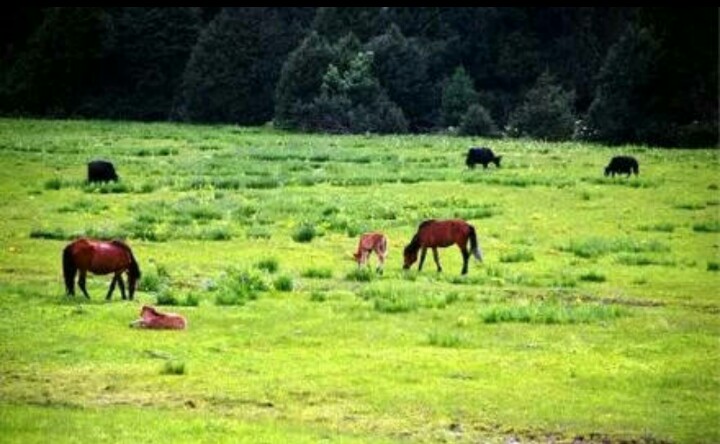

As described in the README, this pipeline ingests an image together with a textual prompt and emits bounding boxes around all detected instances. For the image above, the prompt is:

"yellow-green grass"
[0,118,718,443]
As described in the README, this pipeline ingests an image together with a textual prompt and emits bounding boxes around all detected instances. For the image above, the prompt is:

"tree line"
[1,7,717,147]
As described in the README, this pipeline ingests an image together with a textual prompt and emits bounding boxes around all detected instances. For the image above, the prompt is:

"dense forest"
[1,7,717,147]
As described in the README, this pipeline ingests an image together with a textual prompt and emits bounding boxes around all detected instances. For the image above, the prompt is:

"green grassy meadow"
[0,118,718,443]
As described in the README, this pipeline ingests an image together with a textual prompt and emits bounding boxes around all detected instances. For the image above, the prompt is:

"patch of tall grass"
[692,221,720,233]
[301,267,333,279]
[345,268,375,282]
[562,236,670,259]
[57,199,109,214]
[161,360,186,375]
[480,300,625,324]
[213,268,269,306]
[273,275,294,292]
[579,271,606,282]
[427,330,466,348]
[292,223,317,243]
[256,258,279,273]
[615,254,676,267]
[500,249,535,263]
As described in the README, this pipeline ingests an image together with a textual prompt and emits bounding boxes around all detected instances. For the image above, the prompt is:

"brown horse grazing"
[403,219,482,275]
[353,232,388,274]
[62,238,141,300]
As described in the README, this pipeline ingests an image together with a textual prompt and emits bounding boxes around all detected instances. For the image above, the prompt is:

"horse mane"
[404,220,435,256]
[110,239,130,250]
[404,233,421,256]
[418,219,435,230]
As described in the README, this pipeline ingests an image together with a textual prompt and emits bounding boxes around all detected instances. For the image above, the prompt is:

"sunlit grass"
[0,118,718,443]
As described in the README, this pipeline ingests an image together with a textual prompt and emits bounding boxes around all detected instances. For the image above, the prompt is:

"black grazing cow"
[465,147,502,169]
[87,160,119,183]
[604,156,639,177]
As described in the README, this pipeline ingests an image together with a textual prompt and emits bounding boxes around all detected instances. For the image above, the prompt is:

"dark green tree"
[312,7,389,41]
[274,31,335,129]
[1,7,44,62]
[507,71,575,141]
[307,50,407,134]
[93,7,202,120]
[440,66,478,127]
[367,24,436,130]
[585,25,661,145]
[534,7,637,113]
[459,104,498,137]
[175,7,313,124]
[1,7,111,115]
[637,7,718,146]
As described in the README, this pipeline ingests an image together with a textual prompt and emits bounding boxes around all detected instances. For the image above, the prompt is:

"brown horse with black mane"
[403,219,482,275]
[62,238,141,300]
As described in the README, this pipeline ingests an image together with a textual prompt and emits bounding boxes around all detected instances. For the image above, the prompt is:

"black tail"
[127,246,141,300]
[468,224,483,261]
[128,249,141,280]
[111,240,141,299]
[62,245,76,295]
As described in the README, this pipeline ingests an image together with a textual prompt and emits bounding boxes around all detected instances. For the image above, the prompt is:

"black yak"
[604,156,639,177]
[465,147,502,169]
[87,160,119,183]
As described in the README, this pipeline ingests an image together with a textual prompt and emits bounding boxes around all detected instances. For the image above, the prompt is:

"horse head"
[140,305,159,318]
[403,243,418,269]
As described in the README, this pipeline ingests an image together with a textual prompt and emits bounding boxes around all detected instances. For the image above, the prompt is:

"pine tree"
[176,7,313,124]
[367,24,435,130]
[585,25,660,145]
[99,7,202,120]
[309,50,407,134]
[312,7,389,41]
[1,7,111,115]
[459,104,498,137]
[507,71,575,141]
[274,31,335,129]
[440,66,478,127]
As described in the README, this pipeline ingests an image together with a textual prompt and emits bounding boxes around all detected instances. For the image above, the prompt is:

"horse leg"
[418,247,428,271]
[78,270,91,299]
[376,249,384,275]
[106,275,118,301]
[67,269,77,297]
[460,246,470,275]
[432,247,442,272]
[117,273,127,300]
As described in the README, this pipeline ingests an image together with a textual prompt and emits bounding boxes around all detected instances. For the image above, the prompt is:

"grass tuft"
[161,360,186,375]
[273,275,294,292]
[500,249,535,263]
[256,258,279,273]
[579,271,606,282]
[301,267,333,279]
[480,301,625,324]
[292,223,316,243]
[345,268,375,282]
[427,331,465,348]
